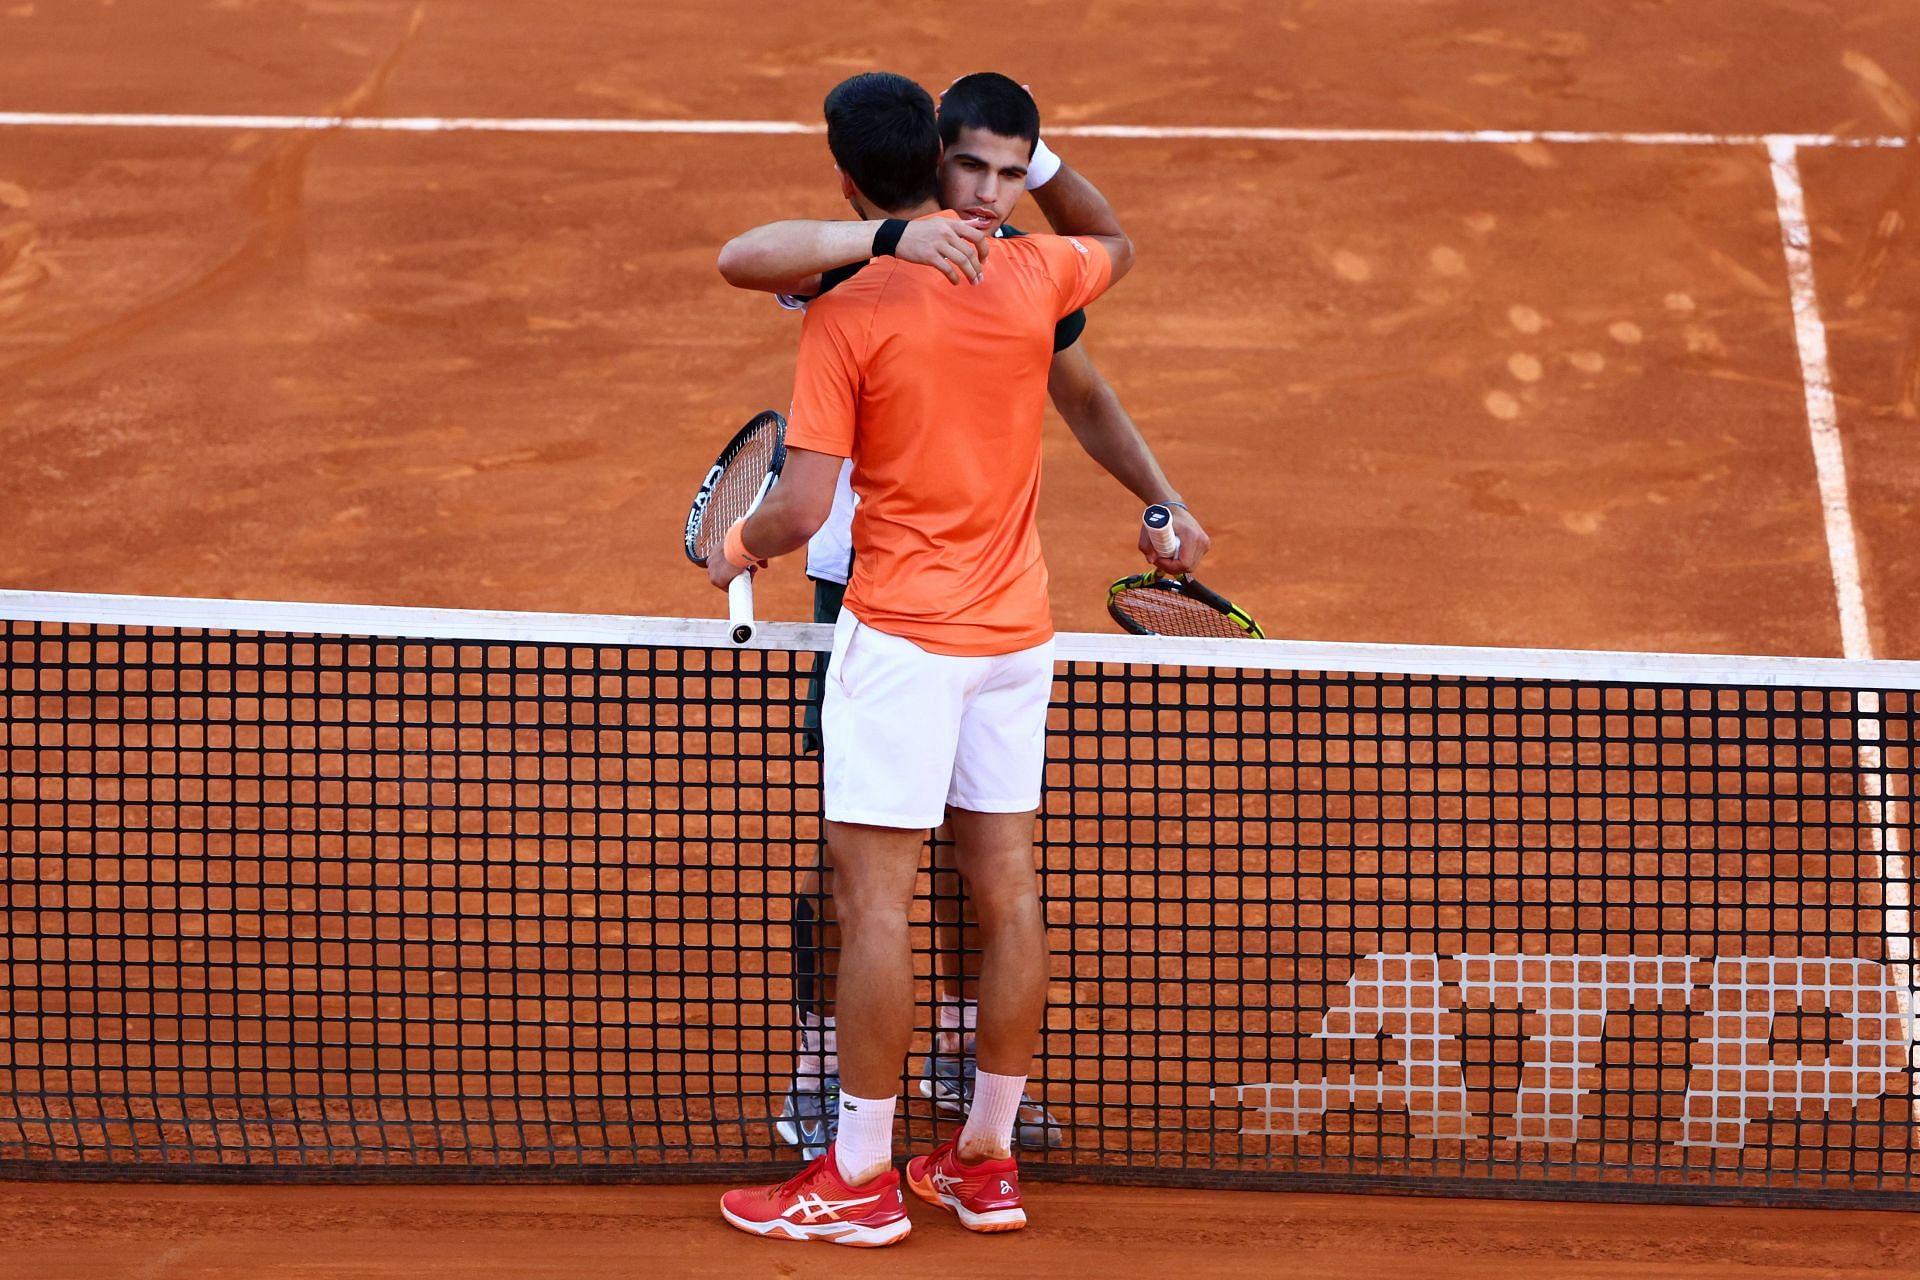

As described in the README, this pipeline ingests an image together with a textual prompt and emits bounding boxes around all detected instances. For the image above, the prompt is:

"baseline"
[0,111,1910,149]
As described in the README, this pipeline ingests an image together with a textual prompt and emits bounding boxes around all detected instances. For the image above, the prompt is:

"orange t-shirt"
[783,210,1114,656]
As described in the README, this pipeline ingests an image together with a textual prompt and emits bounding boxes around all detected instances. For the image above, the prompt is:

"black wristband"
[871,218,908,258]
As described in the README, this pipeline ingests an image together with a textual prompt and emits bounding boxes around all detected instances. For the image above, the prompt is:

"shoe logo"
[998,1180,1014,1196]
[932,1171,964,1194]
[784,1192,882,1224]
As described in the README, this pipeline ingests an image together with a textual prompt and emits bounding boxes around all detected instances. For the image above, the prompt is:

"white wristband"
[1025,137,1063,190]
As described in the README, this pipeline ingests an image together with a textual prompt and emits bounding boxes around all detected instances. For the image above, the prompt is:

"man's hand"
[1140,505,1211,577]
[709,555,750,592]
[894,218,991,285]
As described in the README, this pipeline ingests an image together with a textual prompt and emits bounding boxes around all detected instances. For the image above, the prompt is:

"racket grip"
[1143,504,1181,559]
[727,571,755,644]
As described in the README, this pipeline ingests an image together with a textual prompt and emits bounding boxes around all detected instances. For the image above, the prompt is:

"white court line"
[1767,138,1919,1097]
[1061,124,1909,149]
[0,110,1912,148]
[1766,139,1874,661]
[0,112,821,135]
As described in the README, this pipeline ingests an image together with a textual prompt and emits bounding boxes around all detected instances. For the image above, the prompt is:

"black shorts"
[799,577,848,754]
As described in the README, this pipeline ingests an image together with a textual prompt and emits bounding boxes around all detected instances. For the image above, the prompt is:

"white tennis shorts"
[820,611,1055,829]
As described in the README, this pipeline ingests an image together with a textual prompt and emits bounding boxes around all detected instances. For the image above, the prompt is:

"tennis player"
[711,70,1136,1246]
[717,71,1213,1166]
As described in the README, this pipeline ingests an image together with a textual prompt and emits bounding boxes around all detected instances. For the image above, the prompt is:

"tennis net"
[2,590,1915,1208]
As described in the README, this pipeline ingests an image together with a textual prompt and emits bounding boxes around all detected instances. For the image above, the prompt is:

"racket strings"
[1110,582,1251,639]
[690,430,779,563]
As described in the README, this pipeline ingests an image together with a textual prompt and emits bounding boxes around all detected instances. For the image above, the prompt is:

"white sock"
[958,1070,1026,1157]
[833,1089,896,1183]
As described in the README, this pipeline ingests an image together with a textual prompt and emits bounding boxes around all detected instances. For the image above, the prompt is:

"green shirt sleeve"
[1052,306,1086,353]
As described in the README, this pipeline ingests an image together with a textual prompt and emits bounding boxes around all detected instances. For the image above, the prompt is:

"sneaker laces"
[777,1151,831,1196]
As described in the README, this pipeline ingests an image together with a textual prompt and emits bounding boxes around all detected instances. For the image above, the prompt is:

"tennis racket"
[685,410,787,644]
[1107,503,1265,639]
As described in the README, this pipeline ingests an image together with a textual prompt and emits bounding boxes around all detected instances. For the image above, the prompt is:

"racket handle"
[1143,503,1181,559]
[727,571,756,644]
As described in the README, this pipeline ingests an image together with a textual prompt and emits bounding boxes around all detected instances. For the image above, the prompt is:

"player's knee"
[961,878,1042,932]
[831,878,914,933]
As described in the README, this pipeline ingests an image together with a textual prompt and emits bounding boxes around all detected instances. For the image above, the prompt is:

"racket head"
[1107,572,1265,639]
[685,410,788,566]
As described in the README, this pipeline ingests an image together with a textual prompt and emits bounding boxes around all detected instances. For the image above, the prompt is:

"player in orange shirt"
[712,71,1143,1246]
[718,73,1211,1168]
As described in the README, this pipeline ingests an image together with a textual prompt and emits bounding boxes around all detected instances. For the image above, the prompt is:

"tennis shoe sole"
[720,1201,912,1247]
[906,1167,1028,1233]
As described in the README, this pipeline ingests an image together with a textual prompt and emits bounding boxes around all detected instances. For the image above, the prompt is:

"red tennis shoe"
[720,1146,911,1247]
[905,1135,1027,1233]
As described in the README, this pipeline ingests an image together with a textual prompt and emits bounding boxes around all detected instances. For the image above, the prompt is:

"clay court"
[4,1,1920,1275]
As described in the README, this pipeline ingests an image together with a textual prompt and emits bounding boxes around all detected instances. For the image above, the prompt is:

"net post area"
[2,589,1916,1208]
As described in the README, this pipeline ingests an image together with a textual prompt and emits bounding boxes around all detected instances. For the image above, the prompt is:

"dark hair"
[937,72,1041,156]
[822,72,941,212]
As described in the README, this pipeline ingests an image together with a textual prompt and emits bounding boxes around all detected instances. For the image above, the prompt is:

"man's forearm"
[741,486,827,559]
[1030,162,1133,282]
[1054,348,1210,575]
[734,449,845,561]
[717,219,882,293]
[1051,349,1179,504]
[1029,163,1125,240]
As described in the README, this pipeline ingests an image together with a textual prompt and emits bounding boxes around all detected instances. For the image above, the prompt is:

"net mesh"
[2,596,1916,1208]
[687,423,780,565]
[1110,579,1252,639]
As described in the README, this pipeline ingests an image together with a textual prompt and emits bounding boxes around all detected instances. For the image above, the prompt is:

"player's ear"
[837,166,855,200]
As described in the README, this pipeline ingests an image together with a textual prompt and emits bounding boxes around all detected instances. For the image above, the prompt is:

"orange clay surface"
[6,1179,1920,1280]
[4,2,1920,657]
[4,0,1920,1273]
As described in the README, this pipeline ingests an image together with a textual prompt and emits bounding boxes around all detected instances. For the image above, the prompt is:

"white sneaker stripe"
[782,1191,883,1224]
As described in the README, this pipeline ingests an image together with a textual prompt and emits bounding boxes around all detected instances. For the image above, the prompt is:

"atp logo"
[782,1191,880,1224]
[1213,952,1913,1150]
